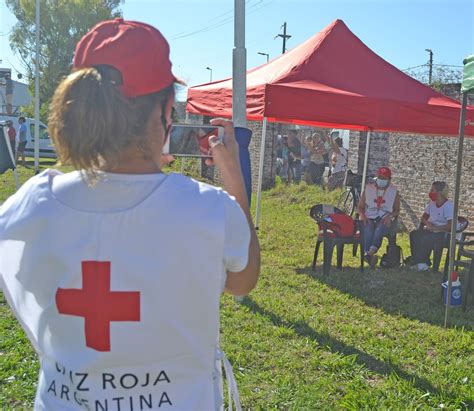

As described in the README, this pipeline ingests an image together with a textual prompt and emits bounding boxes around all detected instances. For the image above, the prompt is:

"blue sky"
[1,0,473,96]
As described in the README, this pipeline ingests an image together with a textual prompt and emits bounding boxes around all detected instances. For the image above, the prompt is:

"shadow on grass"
[296,265,474,330]
[242,297,471,408]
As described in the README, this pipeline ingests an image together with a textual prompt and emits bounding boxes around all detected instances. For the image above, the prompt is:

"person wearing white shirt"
[409,181,453,272]
[327,131,348,190]
[0,19,260,410]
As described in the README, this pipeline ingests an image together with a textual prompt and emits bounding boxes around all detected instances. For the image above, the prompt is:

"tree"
[6,0,123,121]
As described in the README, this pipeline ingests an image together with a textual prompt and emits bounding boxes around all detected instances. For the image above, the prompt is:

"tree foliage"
[6,0,123,121]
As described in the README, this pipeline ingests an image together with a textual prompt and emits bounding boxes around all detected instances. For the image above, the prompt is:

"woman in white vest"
[409,181,453,272]
[357,166,400,268]
[0,19,260,410]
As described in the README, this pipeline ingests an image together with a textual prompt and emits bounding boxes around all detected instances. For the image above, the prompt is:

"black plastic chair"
[432,217,469,274]
[310,204,364,276]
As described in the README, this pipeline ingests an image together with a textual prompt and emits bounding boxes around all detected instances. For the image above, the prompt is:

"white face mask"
[376,178,389,188]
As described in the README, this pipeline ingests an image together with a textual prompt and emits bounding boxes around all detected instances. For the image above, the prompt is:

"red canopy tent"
[187,19,474,136]
[187,19,474,226]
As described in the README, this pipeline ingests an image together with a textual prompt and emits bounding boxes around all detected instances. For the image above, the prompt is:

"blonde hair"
[48,66,174,172]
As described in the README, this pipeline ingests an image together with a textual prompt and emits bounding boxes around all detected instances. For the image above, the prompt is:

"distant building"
[0,68,32,115]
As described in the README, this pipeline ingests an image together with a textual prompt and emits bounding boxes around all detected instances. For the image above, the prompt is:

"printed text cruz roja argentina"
[47,362,173,410]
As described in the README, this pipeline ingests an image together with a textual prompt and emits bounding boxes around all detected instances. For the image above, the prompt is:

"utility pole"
[276,22,291,54]
[425,48,433,84]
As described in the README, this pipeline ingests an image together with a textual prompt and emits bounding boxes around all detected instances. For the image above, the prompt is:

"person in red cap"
[357,166,400,268]
[0,19,259,410]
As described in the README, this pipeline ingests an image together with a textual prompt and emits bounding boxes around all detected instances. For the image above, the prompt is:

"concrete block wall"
[248,120,277,191]
[176,102,474,232]
[349,131,474,231]
[347,131,390,177]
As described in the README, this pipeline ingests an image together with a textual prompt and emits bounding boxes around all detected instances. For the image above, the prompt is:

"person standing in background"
[306,133,326,185]
[6,120,16,159]
[287,129,302,184]
[327,131,348,190]
[280,135,290,183]
[301,134,311,181]
[15,116,27,167]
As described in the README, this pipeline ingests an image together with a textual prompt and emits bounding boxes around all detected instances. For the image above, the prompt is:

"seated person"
[409,181,453,272]
[358,166,400,268]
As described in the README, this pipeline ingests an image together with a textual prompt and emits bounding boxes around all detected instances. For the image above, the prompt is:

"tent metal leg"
[360,129,371,190]
[255,117,267,229]
[444,92,468,327]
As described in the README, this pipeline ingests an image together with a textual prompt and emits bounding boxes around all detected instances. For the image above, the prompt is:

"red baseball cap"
[73,18,175,97]
[377,166,392,178]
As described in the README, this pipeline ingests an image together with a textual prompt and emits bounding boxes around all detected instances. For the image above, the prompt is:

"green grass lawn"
[1,159,473,409]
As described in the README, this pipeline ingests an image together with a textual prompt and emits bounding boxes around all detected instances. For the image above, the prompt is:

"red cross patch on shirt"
[56,261,141,352]
[374,196,385,209]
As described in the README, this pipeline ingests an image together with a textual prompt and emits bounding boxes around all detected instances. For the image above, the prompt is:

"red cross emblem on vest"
[374,196,385,209]
[56,261,140,352]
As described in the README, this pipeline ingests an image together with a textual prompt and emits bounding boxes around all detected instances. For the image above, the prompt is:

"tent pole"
[444,92,468,328]
[360,129,372,190]
[13,168,20,190]
[232,0,253,205]
[255,117,267,229]
[233,0,246,128]
[2,128,19,190]
[34,0,40,174]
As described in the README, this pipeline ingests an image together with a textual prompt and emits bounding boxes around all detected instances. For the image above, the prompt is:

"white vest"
[0,170,242,411]
[365,183,397,219]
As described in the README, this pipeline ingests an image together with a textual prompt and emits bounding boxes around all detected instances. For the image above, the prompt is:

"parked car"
[0,115,56,159]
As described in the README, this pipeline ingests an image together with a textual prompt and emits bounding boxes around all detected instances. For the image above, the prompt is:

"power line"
[433,63,463,68]
[170,0,256,40]
[169,4,237,39]
[402,64,428,71]
[402,63,463,72]
[169,0,272,41]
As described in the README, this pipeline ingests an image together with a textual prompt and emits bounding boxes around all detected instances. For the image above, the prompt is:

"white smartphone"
[162,124,224,158]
